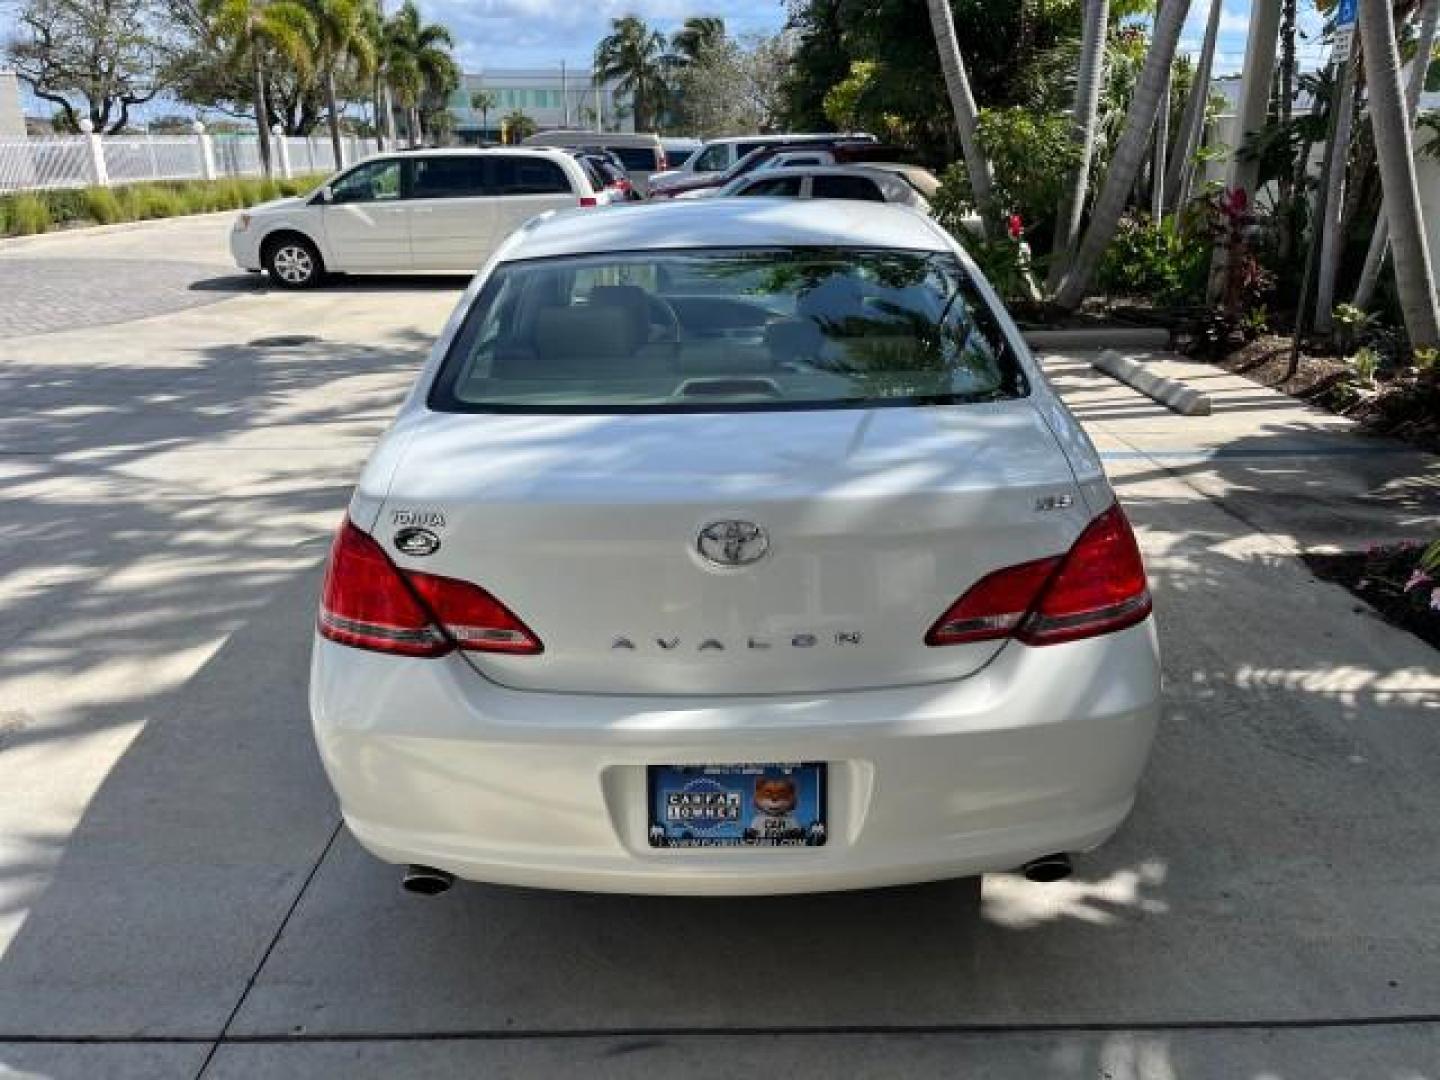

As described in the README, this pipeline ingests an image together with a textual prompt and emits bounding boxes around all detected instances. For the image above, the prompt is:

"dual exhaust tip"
[400,855,1073,895]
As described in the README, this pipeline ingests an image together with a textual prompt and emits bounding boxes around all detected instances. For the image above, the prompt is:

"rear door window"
[489,156,573,195]
[409,156,488,199]
[812,175,887,202]
[691,144,729,171]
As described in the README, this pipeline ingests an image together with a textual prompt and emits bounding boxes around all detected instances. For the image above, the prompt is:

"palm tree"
[1054,0,1192,310]
[308,0,377,167]
[1312,47,1359,335]
[470,89,497,140]
[925,0,998,239]
[502,109,537,143]
[1163,0,1222,213]
[1047,0,1109,292]
[382,1,457,146]
[670,16,725,63]
[594,15,669,132]
[1357,0,1440,347]
[1353,0,1439,309]
[206,0,315,176]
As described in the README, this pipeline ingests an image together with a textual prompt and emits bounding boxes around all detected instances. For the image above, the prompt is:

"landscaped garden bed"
[1304,544,1440,652]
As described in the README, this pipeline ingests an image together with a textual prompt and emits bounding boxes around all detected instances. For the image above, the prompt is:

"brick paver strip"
[0,258,257,338]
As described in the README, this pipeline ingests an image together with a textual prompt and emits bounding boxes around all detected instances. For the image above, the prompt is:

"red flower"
[1007,213,1024,240]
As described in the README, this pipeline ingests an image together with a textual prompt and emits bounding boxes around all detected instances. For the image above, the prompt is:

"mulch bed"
[1304,546,1440,652]
[1207,334,1440,453]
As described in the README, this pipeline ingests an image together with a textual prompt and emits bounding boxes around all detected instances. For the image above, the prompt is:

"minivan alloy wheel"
[270,243,316,286]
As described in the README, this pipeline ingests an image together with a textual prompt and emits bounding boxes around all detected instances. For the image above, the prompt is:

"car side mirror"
[316,186,335,205]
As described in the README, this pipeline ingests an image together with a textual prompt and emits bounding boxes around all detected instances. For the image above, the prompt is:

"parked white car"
[310,199,1160,897]
[719,165,933,211]
[647,133,874,191]
[230,148,603,287]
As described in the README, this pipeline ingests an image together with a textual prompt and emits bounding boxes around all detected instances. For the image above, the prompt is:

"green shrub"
[9,193,52,235]
[83,186,125,225]
[1098,214,1210,307]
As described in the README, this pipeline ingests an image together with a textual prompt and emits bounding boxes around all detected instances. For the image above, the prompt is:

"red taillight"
[406,571,543,654]
[926,504,1151,649]
[925,556,1060,646]
[579,195,599,207]
[318,520,542,657]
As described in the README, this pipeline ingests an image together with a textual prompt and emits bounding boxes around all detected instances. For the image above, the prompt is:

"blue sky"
[425,0,1332,76]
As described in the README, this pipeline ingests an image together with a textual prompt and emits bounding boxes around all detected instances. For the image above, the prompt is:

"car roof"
[381,147,573,159]
[706,133,871,147]
[503,198,950,261]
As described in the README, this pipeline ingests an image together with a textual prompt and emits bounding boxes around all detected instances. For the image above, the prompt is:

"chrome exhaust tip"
[1021,853,1073,883]
[401,865,455,896]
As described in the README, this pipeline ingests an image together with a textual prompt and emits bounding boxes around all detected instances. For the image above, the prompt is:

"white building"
[448,68,633,143]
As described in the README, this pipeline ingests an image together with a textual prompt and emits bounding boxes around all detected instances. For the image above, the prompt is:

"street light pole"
[561,61,569,127]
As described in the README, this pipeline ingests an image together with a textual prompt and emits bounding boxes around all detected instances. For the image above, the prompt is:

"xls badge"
[393,527,441,557]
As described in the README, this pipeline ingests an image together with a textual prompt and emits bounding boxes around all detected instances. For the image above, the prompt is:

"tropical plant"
[1163,0,1222,213]
[670,16,725,64]
[1357,0,1440,348]
[594,15,670,132]
[939,107,1078,239]
[203,0,315,175]
[470,89,497,138]
[1047,0,1108,291]
[307,0,377,167]
[925,0,998,237]
[383,0,458,146]
[1097,213,1210,307]
[501,109,537,143]
[1353,0,1439,310]
[1052,0,1192,310]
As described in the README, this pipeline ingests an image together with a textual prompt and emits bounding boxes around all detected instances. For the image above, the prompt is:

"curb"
[1025,327,1171,351]
[0,210,240,252]
[1092,349,1212,416]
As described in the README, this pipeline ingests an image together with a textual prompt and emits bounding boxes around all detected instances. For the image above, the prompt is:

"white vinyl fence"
[0,127,382,194]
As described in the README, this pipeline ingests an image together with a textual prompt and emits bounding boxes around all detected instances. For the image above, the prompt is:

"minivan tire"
[264,234,324,289]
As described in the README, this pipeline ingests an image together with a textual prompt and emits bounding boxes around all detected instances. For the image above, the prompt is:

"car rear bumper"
[310,620,1161,895]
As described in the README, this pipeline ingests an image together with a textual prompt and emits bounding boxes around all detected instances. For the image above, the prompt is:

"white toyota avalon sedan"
[310,198,1160,897]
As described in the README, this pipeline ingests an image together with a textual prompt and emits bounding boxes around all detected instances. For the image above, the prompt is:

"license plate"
[647,763,827,848]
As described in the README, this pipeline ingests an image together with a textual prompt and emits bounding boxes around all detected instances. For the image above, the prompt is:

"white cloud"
[416,0,785,70]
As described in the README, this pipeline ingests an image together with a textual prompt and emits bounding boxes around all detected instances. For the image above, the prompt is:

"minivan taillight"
[926,504,1151,648]
[578,195,598,207]
[318,520,542,657]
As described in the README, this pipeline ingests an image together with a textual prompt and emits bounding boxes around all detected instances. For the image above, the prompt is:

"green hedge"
[0,174,328,238]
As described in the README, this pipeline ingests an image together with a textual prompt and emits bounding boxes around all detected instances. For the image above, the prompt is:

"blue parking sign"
[1336,0,1356,27]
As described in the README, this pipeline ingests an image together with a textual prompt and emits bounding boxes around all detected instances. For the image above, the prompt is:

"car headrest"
[588,285,652,343]
[797,275,865,326]
[534,305,639,365]
[765,318,824,361]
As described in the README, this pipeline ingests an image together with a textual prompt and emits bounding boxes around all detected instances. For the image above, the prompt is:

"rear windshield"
[429,247,1027,414]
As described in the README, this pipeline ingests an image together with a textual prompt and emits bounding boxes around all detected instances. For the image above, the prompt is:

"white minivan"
[230,148,603,287]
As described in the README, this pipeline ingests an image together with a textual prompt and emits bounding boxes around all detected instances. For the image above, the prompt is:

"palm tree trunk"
[1054,0,1193,310]
[251,40,273,178]
[1164,0,1222,213]
[925,0,999,239]
[325,70,345,168]
[1357,0,1440,348]
[1047,0,1109,292]
[374,74,386,151]
[1353,0,1439,310]
[1151,64,1170,220]
[1312,50,1358,335]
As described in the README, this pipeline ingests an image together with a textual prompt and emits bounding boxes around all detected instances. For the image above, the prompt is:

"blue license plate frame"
[646,763,827,848]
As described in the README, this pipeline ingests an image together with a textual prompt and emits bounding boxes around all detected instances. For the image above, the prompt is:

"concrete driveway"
[1,215,1437,1079]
